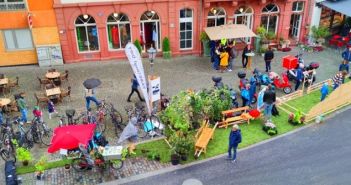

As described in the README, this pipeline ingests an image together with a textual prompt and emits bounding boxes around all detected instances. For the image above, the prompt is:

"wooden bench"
[219,106,253,128]
[194,120,218,158]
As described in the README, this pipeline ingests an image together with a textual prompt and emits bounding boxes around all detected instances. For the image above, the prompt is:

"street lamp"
[147,46,157,75]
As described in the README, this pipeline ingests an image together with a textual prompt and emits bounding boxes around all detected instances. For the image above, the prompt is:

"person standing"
[47,100,57,119]
[263,85,276,121]
[295,66,304,91]
[118,117,139,155]
[338,60,349,73]
[84,88,100,110]
[32,106,43,123]
[219,48,229,73]
[342,47,351,63]
[16,93,28,124]
[227,124,242,163]
[228,42,237,72]
[213,44,220,70]
[320,82,329,101]
[127,75,144,102]
[242,44,250,68]
[264,47,274,72]
[332,71,347,90]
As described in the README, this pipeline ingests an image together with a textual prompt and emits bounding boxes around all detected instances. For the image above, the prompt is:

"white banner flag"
[149,76,161,102]
[125,43,151,114]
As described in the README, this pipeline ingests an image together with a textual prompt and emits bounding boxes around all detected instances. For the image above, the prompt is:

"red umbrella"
[47,124,96,153]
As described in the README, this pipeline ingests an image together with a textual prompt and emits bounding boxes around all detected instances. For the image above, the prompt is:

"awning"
[321,0,351,17]
[204,24,257,41]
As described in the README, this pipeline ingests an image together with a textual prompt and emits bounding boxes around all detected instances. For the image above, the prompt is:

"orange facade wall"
[0,0,59,66]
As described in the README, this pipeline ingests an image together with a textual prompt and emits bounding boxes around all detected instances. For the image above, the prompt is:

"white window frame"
[74,15,100,53]
[140,11,161,52]
[3,29,33,51]
[233,6,254,43]
[207,7,226,27]
[106,13,132,51]
[261,4,280,34]
[0,0,26,11]
[179,8,193,50]
[292,1,304,12]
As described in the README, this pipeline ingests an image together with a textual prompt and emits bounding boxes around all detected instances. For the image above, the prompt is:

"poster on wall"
[125,42,151,114]
[36,45,63,67]
[149,76,161,103]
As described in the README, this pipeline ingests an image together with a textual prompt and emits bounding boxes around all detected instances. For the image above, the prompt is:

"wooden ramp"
[194,120,218,158]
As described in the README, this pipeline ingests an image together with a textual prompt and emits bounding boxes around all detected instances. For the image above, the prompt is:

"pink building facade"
[53,0,313,63]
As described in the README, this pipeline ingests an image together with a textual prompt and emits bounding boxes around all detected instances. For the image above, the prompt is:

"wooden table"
[0,78,8,85]
[46,87,61,97]
[45,72,60,79]
[0,98,11,107]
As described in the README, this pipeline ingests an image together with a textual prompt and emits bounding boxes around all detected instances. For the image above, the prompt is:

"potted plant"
[171,134,194,161]
[35,156,47,180]
[170,151,180,165]
[311,26,330,46]
[133,39,143,54]
[162,37,172,59]
[262,121,278,136]
[288,110,306,125]
[266,31,276,42]
[259,47,268,57]
[16,147,31,166]
[200,31,211,57]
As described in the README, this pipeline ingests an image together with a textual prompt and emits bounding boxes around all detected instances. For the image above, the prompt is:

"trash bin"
[254,36,261,53]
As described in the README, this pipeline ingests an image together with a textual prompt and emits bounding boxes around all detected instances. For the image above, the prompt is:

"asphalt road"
[121,109,351,185]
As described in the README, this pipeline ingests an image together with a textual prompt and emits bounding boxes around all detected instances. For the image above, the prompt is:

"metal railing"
[0,2,26,11]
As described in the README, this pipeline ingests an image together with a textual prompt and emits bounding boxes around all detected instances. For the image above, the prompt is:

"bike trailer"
[144,120,155,132]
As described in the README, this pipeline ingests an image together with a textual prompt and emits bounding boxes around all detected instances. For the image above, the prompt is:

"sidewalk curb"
[103,106,350,185]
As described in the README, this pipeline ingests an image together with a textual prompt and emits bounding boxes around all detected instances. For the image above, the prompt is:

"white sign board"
[149,76,161,102]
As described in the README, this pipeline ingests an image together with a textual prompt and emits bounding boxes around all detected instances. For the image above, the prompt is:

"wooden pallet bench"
[218,106,253,129]
[194,120,218,158]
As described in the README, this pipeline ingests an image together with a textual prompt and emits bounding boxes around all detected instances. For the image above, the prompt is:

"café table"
[45,87,61,103]
[45,72,61,86]
[245,52,255,70]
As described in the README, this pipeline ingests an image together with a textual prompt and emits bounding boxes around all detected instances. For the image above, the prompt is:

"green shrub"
[162,37,171,52]
[266,31,276,40]
[256,26,267,39]
[35,156,48,173]
[200,31,209,42]
[311,26,330,39]
[133,39,142,54]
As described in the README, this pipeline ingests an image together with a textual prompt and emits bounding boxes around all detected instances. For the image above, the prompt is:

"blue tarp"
[322,0,351,17]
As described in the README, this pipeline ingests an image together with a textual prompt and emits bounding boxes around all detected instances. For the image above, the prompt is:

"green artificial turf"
[16,159,71,175]
[135,88,325,164]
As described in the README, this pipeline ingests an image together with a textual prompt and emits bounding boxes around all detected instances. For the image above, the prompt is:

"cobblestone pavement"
[18,157,170,185]
[0,47,341,184]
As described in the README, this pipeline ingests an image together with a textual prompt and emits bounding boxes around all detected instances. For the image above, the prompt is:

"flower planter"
[163,51,172,59]
[180,154,188,161]
[171,154,180,165]
[64,164,71,171]
[22,160,29,166]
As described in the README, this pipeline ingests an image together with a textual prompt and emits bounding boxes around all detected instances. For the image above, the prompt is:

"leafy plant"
[200,31,209,42]
[169,133,194,156]
[35,156,48,173]
[147,150,161,161]
[256,26,267,39]
[133,39,142,54]
[311,26,330,39]
[266,31,276,40]
[162,37,171,52]
[259,47,268,54]
[121,148,128,161]
[16,147,31,162]
[288,110,306,125]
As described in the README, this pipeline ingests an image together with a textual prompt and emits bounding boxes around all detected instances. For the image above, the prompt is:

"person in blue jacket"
[342,47,351,62]
[339,60,349,73]
[227,124,242,163]
[249,76,257,103]
[241,84,250,107]
[320,82,329,101]
[295,67,304,91]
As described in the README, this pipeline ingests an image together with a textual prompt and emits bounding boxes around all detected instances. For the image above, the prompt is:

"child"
[320,82,329,101]
[32,106,43,123]
[48,100,56,119]
[219,49,229,73]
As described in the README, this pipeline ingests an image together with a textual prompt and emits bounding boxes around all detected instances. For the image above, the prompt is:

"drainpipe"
[199,0,203,56]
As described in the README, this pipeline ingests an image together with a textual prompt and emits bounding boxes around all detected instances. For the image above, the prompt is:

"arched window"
[207,7,226,27]
[140,11,161,51]
[234,6,254,43]
[179,8,193,49]
[260,4,279,33]
[107,13,131,50]
[75,15,99,52]
[290,2,304,38]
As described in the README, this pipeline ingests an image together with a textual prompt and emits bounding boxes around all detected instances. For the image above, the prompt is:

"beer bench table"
[219,106,253,129]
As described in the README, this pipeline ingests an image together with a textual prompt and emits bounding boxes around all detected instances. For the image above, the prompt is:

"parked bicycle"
[26,117,52,146]
[71,144,123,172]
[125,102,163,138]
[98,99,124,136]
[12,116,33,149]
[0,118,16,162]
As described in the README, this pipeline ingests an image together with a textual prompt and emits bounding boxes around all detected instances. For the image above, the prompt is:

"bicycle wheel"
[40,128,52,146]
[0,149,16,162]
[110,159,123,170]
[72,158,88,172]
[26,129,40,144]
